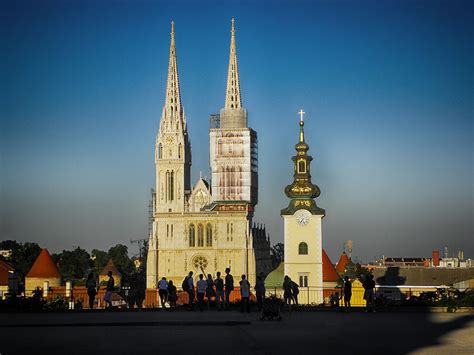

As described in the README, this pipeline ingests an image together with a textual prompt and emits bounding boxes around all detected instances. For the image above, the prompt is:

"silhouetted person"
[224,267,234,310]
[86,272,97,309]
[136,273,146,311]
[363,274,376,312]
[158,277,168,310]
[239,274,251,313]
[343,276,352,310]
[206,274,215,310]
[104,271,115,309]
[184,271,195,310]
[167,280,177,310]
[291,280,300,306]
[283,275,293,310]
[255,274,265,311]
[196,274,207,312]
[215,271,225,311]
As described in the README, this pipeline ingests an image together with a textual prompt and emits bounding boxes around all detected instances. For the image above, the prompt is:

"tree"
[271,242,284,268]
[56,247,91,281]
[0,240,41,281]
[91,249,108,273]
[108,244,133,277]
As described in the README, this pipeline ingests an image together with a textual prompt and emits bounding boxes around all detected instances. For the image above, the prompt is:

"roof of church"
[26,249,61,279]
[0,259,15,285]
[335,252,350,273]
[322,249,340,282]
[100,259,121,276]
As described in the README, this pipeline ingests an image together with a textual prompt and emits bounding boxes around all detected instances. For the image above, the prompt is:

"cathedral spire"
[164,20,184,124]
[224,18,242,109]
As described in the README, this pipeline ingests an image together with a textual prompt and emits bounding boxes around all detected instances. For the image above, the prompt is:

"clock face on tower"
[295,209,311,226]
[165,135,175,145]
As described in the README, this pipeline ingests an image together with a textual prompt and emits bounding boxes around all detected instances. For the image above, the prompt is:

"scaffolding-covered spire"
[224,18,242,109]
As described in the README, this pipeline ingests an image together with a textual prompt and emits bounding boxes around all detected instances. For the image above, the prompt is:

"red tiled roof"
[322,249,339,282]
[336,252,350,273]
[0,260,15,285]
[26,249,61,278]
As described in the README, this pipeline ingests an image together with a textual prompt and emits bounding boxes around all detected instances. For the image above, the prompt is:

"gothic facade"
[146,20,271,289]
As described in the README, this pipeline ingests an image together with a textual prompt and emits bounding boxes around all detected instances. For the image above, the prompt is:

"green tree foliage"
[271,242,284,268]
[0,240,41,281]
[91,249,108,273]
[108,244,133,276]
[55,247,91,281]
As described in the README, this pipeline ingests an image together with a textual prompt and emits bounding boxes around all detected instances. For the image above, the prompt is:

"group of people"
[282,275,299,309]
[85,271,116,310]
[156,268,267,313]
[331,274,376,312]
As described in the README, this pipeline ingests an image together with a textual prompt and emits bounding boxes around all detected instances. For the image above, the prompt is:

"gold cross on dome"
[298,109,305,122]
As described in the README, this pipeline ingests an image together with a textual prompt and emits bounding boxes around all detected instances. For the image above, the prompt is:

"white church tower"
[281,111,325,304]
[209,18,258,206]
[147,22,191,288]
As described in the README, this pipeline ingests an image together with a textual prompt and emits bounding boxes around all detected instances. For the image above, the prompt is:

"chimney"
[432,250,440,267]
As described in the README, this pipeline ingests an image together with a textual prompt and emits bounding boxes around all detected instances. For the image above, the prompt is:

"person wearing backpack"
[224,267,234,310]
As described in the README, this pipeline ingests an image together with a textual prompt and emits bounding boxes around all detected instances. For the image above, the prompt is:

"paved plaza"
[0,309,473,354]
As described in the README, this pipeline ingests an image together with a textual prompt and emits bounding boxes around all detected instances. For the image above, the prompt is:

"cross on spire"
[298,109,305,123]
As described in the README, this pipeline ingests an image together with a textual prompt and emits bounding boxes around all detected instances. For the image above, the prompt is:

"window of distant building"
[189,224,195,247]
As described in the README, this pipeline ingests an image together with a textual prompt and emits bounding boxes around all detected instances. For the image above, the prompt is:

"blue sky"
[1,0,472,262]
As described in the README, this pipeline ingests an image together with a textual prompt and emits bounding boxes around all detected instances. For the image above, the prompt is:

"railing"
[11,285,469,309]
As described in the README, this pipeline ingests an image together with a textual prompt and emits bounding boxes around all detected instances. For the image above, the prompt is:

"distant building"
[372,250,473,269]
[335,252,350,274]
[0,259,18,299]
[25,249,61,293]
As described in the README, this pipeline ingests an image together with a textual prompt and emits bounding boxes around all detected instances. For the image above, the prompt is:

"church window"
[189,224,195,247]
[218,140,223,156]
[298,242,308,255]
[167,171,174,201]
[206,224,212,247]
[299,274,308,287]
[158,144,162,159]
[171,224,173,237]
[167,224,169,238]
[178,143,182,159]
[298,160,306,174]
[197,224,204,247]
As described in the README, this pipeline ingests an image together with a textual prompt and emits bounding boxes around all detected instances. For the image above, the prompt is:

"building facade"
[146,20,271,289]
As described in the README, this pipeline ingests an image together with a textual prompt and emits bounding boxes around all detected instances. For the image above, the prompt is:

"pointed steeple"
[163,21,185,127]
[225,18,242,109]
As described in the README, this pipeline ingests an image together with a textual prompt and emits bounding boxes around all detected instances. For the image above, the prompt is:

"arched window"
[298,242,308,255]
[178,143,182,159]
[167,171,174,201]
[158,144,162,159]
[197,224,204,247]
[298,160,306,174]
[189,224,195,247]
[206,224,212,247]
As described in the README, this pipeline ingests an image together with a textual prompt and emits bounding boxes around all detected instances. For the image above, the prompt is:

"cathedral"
[146,19,271,289]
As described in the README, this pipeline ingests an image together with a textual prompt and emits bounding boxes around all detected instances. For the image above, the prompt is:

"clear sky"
[1,0,473,262]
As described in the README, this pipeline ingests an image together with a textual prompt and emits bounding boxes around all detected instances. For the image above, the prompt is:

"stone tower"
[155,21,191,213]
[281,110,325,304]
[209,18,258,206]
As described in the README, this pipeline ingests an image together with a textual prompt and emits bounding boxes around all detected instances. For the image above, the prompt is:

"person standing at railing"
[103,271,115,309]
[239,274,251,313]
[283,275,293,310]
[86,272,97,310]
[215,271,225,311]
[343,276,352,311]
[158,277,168,310]
[196,274,207,312]
[224,268,234,310]
[255,273,265,311]
[363,274,376,312]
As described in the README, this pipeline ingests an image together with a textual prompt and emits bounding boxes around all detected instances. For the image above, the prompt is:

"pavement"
[0,308,473,355]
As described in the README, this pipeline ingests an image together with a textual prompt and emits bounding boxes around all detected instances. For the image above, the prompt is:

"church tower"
[209,18,258,206]
[155,21,191,213]
[281,110,325,304]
